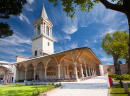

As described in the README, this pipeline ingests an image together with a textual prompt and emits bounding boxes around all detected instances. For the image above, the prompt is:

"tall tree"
[48,0,130,74]
[101,31,129,74]
[0,0,27,38]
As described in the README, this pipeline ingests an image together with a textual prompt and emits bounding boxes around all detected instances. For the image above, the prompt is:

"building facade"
[0,4,103,83]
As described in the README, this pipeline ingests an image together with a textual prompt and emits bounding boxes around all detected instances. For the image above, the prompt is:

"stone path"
[48,76,109,96]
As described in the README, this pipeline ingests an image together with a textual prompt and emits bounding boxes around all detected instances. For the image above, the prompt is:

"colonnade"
[22,62,97,81]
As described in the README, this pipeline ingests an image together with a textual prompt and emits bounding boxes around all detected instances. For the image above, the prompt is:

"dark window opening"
[48,42,49,46]
[35,50,37,56]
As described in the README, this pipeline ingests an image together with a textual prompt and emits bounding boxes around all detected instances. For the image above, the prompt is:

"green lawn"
[109,84,130,96]
[0,84,55,96]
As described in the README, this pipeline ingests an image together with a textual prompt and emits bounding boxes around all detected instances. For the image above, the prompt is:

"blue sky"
[0,0,129,65]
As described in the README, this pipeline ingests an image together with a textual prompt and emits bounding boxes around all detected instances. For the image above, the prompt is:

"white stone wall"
[42,37,54,54]
[32,37,43,52]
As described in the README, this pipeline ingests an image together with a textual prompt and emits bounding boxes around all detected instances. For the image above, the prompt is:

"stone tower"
[31,4,54,58]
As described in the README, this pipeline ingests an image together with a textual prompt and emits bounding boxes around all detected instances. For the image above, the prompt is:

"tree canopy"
[101,31,128,59]
[101,30,129,74]
[48,0,124,18]
[0,0,27,38]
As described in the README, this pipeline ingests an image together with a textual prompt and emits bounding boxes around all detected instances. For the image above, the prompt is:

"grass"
[109,84,130,96]
[0,84,55,96]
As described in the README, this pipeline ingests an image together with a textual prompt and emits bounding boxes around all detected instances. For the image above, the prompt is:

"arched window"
[38,25,40,36]
[46,26,49,36]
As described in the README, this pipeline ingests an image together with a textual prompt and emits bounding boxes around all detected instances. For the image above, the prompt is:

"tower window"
[35,50,37,56]
[48,42,49,46]
[46,26,49,36]
[38,25,40,36]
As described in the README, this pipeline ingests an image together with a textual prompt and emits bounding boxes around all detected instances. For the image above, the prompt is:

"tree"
[107,67,112,73]
[48,0,130,74]
[0,0,27,38]
[101,30,129,75]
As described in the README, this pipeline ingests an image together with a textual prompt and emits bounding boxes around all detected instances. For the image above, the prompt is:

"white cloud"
[18,14,30,24]
[64,35,71,41]
[96,28,116,38]
[0,34,31,46]
[93,40,97,43]
[27,0,34,4]
[106,63,113,65]
[24,5,33,11]
[101,57,113,62]
[62,17,78,34]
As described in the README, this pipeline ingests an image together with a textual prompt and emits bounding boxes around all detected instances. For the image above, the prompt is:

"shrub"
[59,82,61,86]
[109,74,130,80]
[3,83,8,85]
[52,82,54,85]
[15,83,21,85]
[10,83,14,85]
[29,82,33,85]
[34,83,37,85]
[108,74,119,78]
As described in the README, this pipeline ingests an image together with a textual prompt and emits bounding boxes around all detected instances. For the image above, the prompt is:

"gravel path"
[48,76,109,96]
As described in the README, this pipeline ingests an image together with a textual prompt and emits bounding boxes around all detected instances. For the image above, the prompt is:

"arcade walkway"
[48,76,108,96]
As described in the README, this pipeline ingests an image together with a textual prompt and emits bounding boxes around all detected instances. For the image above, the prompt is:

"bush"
[3,83,8,85]
[10,83,14,85]
[15,83,21,85]
[108,74,119,78]
[109,74,130,80]
[52,82,54,85]
[29,82,33,85]
[59,82,61,86]
[34,83,37,85]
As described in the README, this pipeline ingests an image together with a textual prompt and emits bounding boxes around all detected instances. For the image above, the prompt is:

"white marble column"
[25,69,27,81]
[57,65,60,79]
[49,27,50,37]
[45,24,46,35]
[85,66,88,77]
[89,68,91,76]
[40,24,42,34]
[44,67,47,79]
[34,68,36,80]
[67,65,69,76]
[51,28,52,37]
[80,64,83,77]
[95,68,97,75]
[74,62,78,79]
[93,68,95,76]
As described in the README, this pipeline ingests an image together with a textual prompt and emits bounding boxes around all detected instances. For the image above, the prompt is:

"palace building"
[0,5,104,83]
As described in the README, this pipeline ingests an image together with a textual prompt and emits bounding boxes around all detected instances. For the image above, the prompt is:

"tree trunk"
[126,13,130,74]
[113,55,121,75]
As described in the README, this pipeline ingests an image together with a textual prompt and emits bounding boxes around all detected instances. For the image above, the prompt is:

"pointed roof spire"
[39,4,48,19]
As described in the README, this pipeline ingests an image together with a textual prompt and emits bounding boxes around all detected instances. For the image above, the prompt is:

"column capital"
[57,64,60,67]
[79,64,82,67]
[73,62,77,65]
[25,69,27,71]
[44,66,47,69]
[34,68,36,70]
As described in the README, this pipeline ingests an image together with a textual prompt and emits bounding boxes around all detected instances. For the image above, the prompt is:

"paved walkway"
[48,76,109,96]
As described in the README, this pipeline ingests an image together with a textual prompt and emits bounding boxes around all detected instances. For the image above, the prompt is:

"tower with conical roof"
[31,4,54,58]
